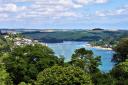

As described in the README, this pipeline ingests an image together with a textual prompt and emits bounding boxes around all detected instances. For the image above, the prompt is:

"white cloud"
[75,0,93,5]
[0,0,109,22]
[0,3,27,12]
[96,11,106,16]
[96,5,128,16]
[0,13,9,21]
[15,0,83,20]
[95,0,108,3]
[57,12,78,17]
[0,13,8,18]
[76,0,108,5]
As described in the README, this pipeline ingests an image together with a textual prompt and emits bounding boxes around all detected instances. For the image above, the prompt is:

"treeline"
[0,35,128,85]
[22,30,128,43]
[22,31,101,43]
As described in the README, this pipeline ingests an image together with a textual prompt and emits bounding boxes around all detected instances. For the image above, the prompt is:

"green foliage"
[111,60,128,79]
[112,38,128,63]
[0,53,10,64]
[72,48,93,59]
[0,64,12,85]
[4,44,60,84]
[0,35,10,52]
[18,82,27,85]
[0,33,128,85]
[18,82,31,85]
[91,72,117,85]
[110,60,128,85]
[22,31,103,43]
[70,48,101,73]
[35,65,93,85]
[23,30,128,44]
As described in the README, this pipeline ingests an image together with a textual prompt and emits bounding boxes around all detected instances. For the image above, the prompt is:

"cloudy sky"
[0,0,128,29]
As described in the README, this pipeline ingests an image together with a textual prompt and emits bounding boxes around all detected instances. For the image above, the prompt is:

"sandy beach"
[86,43,112,50]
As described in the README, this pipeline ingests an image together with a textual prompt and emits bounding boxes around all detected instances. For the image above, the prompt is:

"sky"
[0,0,128,30]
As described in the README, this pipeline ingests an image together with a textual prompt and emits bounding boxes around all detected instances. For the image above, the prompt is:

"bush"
[35,65,93,85]
[4,44,60,84]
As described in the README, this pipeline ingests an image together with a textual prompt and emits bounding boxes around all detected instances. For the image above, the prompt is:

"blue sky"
[0,0,128,30]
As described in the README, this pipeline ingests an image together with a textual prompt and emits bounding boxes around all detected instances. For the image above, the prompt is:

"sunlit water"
[47,41,114,72]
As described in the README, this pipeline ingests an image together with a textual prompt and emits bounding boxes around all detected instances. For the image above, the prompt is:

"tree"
[18,82,31,85]
[72,48,93,59]
[70,48,101,73]
[111,59,128,85]
[35,65,93,85]
[0,35,10,52]
[4,44,60,84]
[111,59,128,78]
[112,38,128,63]
[0,64,12,85]
[92,72,116,85]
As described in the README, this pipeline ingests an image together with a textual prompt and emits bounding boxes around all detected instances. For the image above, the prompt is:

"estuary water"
[47,41,114,72]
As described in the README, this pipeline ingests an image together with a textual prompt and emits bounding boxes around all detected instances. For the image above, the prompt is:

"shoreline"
[85,43,112,50]
[41,40,112,51]
[91,46,112,50]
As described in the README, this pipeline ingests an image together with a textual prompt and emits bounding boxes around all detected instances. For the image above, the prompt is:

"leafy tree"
[35,65,93,85]
[0,64,12,85]
[92,72,116,85]
[70,48,101,73]
[112,38,128,63]
[111,59,128,79]
[57,55,65,66]
[4,44,60,84]
[111,59,128,85]
[0,53,10,64]
[0,35,10,52]
[72,48,93,59]
[18,82,31,85]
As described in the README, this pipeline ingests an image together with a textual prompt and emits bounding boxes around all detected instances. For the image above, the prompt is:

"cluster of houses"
[14,38,36,46]
[4,34,47,47]
[14,38,47,46]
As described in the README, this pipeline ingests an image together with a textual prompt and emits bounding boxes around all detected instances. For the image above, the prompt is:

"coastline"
[41,40,113,51]
[85,43,112,50]
[91,46,112,50]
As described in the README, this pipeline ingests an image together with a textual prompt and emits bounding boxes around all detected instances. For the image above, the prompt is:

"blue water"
[47,41,114,72]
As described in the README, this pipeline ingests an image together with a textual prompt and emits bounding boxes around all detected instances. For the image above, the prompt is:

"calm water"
[47,41,114,72]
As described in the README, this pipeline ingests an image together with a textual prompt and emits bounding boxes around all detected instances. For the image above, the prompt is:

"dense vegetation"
[22,30,128,45]
[22,31,101,43]
[35,66,93,85]
[4,44,60,84]
[112,38,128,63]
[0,33,128,85]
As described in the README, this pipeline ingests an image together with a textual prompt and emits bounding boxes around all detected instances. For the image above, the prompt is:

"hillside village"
[2,32,47,47]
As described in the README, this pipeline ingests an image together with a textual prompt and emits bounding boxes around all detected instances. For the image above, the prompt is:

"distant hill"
[22,30,128,43]
[92,28,104,31]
